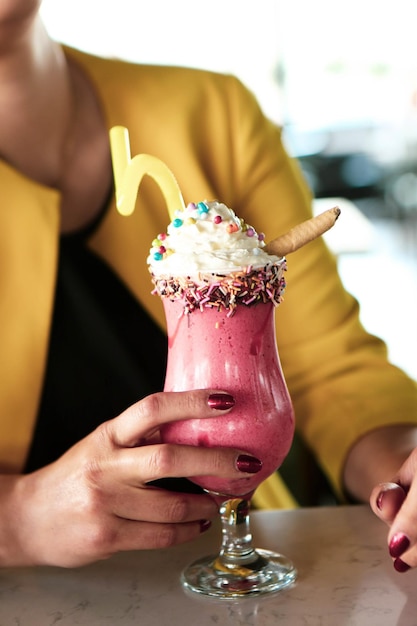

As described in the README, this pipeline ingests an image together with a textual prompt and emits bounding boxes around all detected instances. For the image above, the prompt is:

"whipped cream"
[147,200,282,277]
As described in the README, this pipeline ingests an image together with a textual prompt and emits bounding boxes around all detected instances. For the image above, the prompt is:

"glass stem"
[214,498,265,574]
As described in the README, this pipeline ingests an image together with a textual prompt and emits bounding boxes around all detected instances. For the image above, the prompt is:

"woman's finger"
[111,487,218,524]
[106,389,235,447]
[50,516,213,567]
[91,442,261,490]
[99,518,213,560]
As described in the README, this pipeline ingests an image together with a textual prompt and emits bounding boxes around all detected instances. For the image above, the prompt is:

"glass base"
[181,548,297,598]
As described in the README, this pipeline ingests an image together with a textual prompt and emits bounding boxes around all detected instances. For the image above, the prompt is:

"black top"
[24,218,167,472]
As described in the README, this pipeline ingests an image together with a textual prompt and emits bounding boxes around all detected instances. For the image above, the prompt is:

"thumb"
[370,482,407,525]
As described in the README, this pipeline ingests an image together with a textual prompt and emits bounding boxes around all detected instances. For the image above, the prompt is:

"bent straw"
[109,126,185,219]
[109,126,340,253]
[265,206,341,256]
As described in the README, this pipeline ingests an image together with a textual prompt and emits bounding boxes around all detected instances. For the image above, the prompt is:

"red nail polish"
[389,533,410,558]
[236,454,263,474]
[200,519,212,533]
[393,557,411,573]
[208,394,235,411]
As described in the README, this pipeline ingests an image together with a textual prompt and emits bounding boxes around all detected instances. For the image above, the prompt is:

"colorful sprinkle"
[226,223,239,233]
[213,215,223,224]
[172,218,183,228]
[246,228,255,237]
[197,201,209,213]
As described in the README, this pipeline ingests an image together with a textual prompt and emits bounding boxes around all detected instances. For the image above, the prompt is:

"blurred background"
[41,0,417,379]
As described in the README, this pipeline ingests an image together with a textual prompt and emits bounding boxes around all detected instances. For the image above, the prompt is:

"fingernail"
[376,482,405,511]
[389,533,410,558]
[236,454,263,474]
[393,557,411,573]
[376,490,385,511]
[207,393,235,411]
[200,519,212,533]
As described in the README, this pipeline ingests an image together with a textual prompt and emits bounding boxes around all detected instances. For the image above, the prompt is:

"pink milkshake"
[162,297,293,497]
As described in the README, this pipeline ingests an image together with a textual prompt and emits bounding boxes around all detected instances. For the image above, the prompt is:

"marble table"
[0,505,416,625]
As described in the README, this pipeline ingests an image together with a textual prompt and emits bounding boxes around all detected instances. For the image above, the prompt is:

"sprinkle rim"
[150,260,287,317]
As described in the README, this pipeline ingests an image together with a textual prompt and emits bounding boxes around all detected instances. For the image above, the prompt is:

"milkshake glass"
[149,201,297,597]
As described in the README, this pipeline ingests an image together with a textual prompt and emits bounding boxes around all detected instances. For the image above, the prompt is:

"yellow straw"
[109,126,185,219]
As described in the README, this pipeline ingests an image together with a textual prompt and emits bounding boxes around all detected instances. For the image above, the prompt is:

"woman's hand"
[370,450,417,573]
[344,424,417,572]
[0,389,257,568]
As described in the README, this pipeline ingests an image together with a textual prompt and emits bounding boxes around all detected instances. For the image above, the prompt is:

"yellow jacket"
[2,48,417,507]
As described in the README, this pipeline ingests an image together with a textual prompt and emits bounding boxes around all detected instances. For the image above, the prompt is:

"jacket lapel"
[0,162,60,471]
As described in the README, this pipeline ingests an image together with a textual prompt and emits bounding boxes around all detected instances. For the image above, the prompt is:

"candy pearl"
[213,215,222,224]
[153,252,163,261]
[227,223,239,233]
[172,218,183,228]
[187,202,197,211]
[246,228,255,237]
[158,246,166,254]
[152,238,161,247]
[258,233,265,241]
[197,201,209,212]
[185,217,196,225]
[158,233,167,241]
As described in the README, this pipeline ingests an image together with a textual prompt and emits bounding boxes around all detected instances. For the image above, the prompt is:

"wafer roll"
[265,206,341,256]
